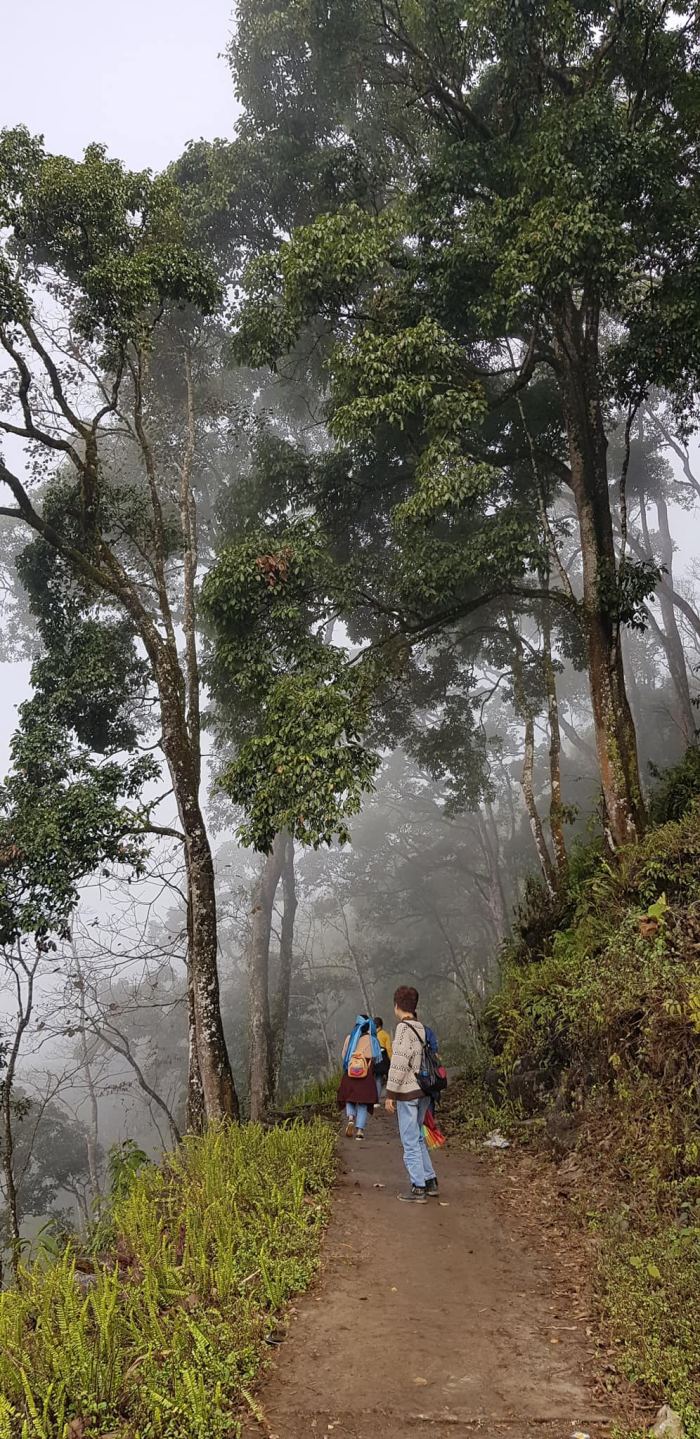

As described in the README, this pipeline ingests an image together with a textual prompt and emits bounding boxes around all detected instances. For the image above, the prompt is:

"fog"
[1,2,699,1247]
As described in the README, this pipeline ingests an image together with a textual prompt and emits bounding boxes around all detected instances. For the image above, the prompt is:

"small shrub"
[649,747,700,824]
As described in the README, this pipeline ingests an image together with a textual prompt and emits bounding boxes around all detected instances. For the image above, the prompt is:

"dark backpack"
[404,1023,448,1100]
[374,1045,390,1079]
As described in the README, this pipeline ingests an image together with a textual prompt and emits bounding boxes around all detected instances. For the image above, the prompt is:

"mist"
[0,0,699,1261]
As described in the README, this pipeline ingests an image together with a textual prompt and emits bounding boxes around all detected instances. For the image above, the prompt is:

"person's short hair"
[394,985,418,1014]
[374,1016,383,1030]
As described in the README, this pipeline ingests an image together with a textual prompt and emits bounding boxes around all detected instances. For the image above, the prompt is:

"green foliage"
[488,801,700,1089]
[0,1096,95,1235]
[0,523,157,946]
[106,1141,151,1202]
[221,667,379,852]
[649,745,700,824]
[0,706,155,945]
[281,1071,341,1112]
[224,0,700,847]
[475,756,700,1428]
[0,1121,335,1439]
[202,523,381,851]
[600,1225,700,1437]
[1,129,221,344]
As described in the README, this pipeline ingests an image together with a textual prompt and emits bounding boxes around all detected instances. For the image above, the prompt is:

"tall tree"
[228,0,700,848]
[0,132,238,1120]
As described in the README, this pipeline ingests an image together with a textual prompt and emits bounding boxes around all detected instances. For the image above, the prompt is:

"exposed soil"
[243,1112,622,1439]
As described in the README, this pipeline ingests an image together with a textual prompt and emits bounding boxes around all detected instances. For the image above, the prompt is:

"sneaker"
[425,1178,439,1198]
[398,1185,428,1203]
[355,1129,364,1140]
[345,1121,355,1138]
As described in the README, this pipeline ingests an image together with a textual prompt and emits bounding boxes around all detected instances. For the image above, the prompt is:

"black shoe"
[398,1185,428,1203]
[425,1178,439,1198]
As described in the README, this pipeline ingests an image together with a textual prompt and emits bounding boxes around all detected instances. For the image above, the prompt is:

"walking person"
[373,1016,393,1103]
[385,986,440,1203]
[337,1015,381,1140]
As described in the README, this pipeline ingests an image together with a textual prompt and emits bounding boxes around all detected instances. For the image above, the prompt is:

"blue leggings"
[345,1102,368,1131]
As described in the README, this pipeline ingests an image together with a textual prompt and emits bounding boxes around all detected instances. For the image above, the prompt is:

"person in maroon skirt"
[337,1015,381,1140]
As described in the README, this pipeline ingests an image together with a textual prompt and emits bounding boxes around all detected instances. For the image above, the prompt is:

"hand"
[385,1099,395,1115]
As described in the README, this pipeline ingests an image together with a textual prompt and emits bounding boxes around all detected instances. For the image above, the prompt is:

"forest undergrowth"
[454,754,700,1437]
[0,1122,335,1439]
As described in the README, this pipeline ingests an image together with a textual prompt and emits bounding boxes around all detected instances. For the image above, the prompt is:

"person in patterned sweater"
[384,986,439,1204]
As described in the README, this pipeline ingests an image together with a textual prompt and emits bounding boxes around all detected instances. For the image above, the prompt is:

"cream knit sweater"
[385,1019,425,1101]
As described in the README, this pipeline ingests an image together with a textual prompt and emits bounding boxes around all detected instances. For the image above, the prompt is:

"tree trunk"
[248,833,286,1122]
[0,333,238,1130]
[269,834,297,1103]
[522,709,558,896]
[1,1075,21,1280]
[186,964,206,1135]
[553,299,645,847]
[507,617,557,894]
[542,604,568,876]
[74,959,101,1203]
[350,946,375,1016]
[157,652,239,1123]
[481,803,509,939]
[654,493,696,744]
[1,945,37,1279]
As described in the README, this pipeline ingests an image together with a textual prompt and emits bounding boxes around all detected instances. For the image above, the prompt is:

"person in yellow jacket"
[373,1017,393,1101]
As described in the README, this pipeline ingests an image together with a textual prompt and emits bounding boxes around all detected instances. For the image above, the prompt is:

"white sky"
[2,0,236,170]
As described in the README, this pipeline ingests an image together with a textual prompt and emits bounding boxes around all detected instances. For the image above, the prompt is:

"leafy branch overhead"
[202,524,381,851]
[222,0,700,848]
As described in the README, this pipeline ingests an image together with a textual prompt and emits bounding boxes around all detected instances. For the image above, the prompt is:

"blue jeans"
[346,1102,368,1131]
[397,1097,436,1188]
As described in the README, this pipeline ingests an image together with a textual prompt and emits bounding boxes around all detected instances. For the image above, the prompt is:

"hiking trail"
[243,1113,619,1439]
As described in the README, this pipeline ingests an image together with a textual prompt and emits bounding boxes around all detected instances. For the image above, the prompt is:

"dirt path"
[244,1114,616,1439]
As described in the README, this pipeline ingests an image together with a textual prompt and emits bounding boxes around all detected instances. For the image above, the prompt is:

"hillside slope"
[473,781,700,1435]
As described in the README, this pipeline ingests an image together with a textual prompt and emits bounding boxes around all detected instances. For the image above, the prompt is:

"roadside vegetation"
[456,759,700,1436]
[0,1122,335,1439]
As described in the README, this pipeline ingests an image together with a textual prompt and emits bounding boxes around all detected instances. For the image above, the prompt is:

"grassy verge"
[0,1121,336,1439]
[281,1071,340,1113]
[453,794,700,1437]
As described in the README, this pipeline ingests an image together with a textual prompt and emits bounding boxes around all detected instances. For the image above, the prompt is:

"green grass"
[281,1070,340,1112]
[599,1222,700,1433]
[0,1121,336,1439]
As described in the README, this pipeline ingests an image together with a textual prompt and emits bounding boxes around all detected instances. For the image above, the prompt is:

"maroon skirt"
[337,1069,378,1109]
